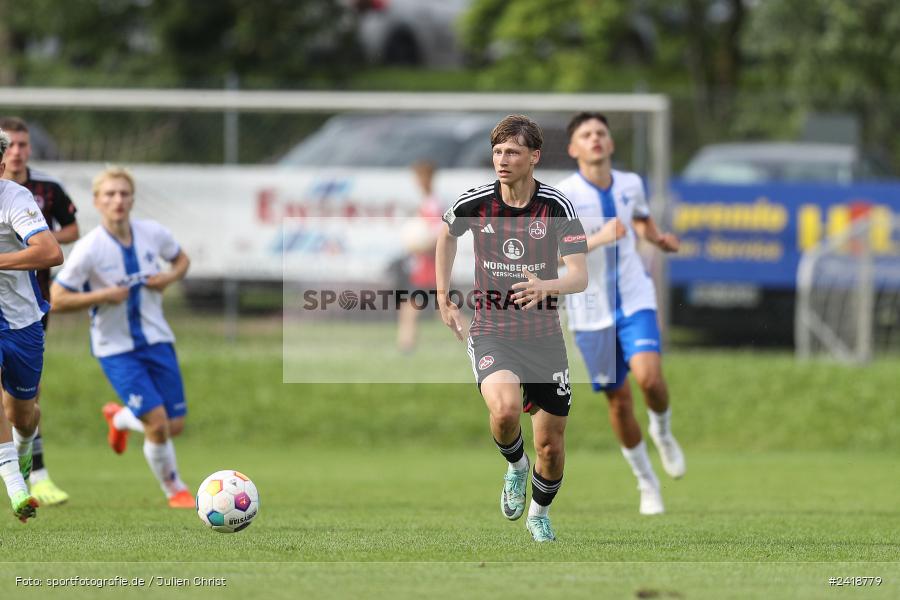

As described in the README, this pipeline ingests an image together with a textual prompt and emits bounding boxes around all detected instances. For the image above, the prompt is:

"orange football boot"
[101,402,130,455]
[168,489,195,509]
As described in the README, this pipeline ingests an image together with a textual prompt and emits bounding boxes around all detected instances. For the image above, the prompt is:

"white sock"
[648,407,671,436]
[528,499,549,518]
[113,407,145,433]
[509,455,529,471]
[30,468,49,484]
[0,442,27,498]
[621,440,660,489]
[143,439,187,497]
[12,427,36,458]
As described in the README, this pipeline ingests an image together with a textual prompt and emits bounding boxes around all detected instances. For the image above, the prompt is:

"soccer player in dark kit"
[435,114,588,542]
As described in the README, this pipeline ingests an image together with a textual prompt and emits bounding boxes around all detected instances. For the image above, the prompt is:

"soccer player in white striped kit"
[558,112,685,515]
[0,128,64,522]
[51,166,195,509]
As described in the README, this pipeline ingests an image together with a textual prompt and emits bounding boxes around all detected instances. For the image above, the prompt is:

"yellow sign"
[797,204,896,253]
[674,198,788,234]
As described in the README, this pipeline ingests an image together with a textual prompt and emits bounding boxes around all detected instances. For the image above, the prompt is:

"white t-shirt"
[557,169,657,330]
[55,219,180,357]
[0,179,50,330]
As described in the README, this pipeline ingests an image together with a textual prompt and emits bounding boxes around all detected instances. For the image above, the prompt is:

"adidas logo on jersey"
[481,224,495,234]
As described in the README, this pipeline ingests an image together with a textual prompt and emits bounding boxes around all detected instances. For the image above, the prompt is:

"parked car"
[277,112,574,170]
[681,142,894,185]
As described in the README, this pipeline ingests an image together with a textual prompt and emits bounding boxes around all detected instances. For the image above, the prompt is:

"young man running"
[0,128,64,522]
[558,112,685,515]
[0,116,79,505]
[51,167,194,509]
[436,114,588,542]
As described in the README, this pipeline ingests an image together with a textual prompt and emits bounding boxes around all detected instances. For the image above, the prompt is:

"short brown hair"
[0,117,28,133]
[566,112,610,140]
[490,114,543,150]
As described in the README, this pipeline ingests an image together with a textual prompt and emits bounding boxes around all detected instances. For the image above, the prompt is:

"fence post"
[224,279,239,342]
[224,72,239,164]
[855,220,874,362]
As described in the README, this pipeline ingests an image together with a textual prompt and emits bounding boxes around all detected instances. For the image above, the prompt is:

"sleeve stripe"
[53,279,79,292]
[538,184,577,215]
[540,184,577,212]
[451,187,494,212]
[537,187,577,220]
[23,226,49,244]
[453,183,494,207]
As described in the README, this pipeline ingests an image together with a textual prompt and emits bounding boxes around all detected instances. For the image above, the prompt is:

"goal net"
[796,209,900,362]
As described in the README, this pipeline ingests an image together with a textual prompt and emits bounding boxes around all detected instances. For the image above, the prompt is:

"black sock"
[32,433,44,471]
[494,429,524,464]
[531,468,563,507]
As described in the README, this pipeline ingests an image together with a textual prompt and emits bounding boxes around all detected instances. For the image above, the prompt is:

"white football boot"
[638,481,665,515]
[648,422,686,479]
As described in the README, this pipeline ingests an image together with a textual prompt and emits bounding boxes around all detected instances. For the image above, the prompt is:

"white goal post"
[0,87,670,196]
[796,213,900,363]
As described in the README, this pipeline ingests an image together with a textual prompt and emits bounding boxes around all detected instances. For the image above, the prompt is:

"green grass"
[3,311,897,598]
[45,311,900,451]
[1,445,898,598]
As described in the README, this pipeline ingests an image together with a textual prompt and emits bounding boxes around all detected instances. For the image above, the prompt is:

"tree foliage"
[460,0,627,91]
[149,0,359,87]
[740,0,900,163]
[4,0,359,88]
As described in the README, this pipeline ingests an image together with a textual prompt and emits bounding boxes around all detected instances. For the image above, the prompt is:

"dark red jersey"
[443,180,586,339]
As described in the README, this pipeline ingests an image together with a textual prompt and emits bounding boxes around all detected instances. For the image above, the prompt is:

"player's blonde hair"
[92,166,136,196]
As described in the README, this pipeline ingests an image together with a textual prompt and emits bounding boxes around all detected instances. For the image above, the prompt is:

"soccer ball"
[196,470,259,533]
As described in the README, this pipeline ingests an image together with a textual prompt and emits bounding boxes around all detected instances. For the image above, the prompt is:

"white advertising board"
[37,163,579,286]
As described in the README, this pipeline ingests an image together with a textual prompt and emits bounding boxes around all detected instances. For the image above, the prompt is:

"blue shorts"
[98,343,187,419]
[0,320,44,400]
[574,309,661,392]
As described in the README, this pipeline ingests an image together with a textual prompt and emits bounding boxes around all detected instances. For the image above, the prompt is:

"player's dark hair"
[490,114,543,150]
[0,117,28,133]
[566,112,610,140]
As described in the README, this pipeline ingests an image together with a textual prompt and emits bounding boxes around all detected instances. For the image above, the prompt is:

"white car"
[682,142,893,184]
[278,112,574,170]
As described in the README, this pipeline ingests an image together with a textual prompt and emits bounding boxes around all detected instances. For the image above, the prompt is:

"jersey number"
[552,369,570,398]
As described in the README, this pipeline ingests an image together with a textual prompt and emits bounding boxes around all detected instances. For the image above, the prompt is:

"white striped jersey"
[55,219,181,357]
[557,169,656,331]
[0,179,50,330]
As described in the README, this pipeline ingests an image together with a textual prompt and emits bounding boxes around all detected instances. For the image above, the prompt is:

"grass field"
[1,310,898,598]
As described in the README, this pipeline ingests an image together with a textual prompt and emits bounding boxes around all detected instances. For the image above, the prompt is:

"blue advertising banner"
[668,180,900,288]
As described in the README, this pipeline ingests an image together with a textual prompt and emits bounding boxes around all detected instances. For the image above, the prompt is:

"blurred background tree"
[740,0,900,166]
[460,0,627,91]
[4,0,359,88]
[1,0,898,170]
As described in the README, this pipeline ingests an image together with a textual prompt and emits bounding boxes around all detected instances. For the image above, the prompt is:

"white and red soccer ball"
[196,470,260,533]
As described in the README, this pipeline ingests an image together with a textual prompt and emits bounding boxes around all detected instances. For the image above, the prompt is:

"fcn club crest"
[478,355,495,370]
[529,220,546,239]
